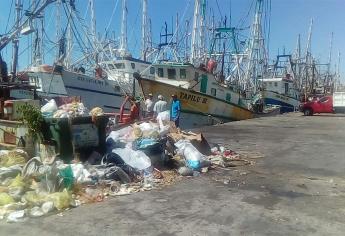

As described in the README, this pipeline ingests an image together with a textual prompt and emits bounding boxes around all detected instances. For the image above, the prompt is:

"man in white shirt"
[153,94,168,117]
[144,93,154,117]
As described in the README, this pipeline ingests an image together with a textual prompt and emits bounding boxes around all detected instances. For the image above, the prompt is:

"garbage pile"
[0,103,252,223]
[41,99,104,118]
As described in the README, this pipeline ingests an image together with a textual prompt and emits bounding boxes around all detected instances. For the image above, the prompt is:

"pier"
[2,113,345,235]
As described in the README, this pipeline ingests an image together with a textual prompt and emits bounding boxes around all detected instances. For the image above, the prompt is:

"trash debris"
[174,139,206,170]
[178,167,193,176]
[0,97,256,224]
[6,210,26,223]
[0,193,15,206]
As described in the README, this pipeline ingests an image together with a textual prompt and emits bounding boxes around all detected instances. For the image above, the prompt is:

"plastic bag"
[0,165,22,180]
[90,107,104,117]
[0,193,15,206]
[70,164,92,183]
[157,111,170,130]
[112,148,151,171]
[46,189,71,210]
[8,175,26,188]
[135,138,159,149]
[0,151,26,167]
[41,201,54,214]
[41,99,58,113]
[175,139,205,170]
[6,210,26,223]
[106,126,134,150]
[59,165,74,190]
[21,191,47,206]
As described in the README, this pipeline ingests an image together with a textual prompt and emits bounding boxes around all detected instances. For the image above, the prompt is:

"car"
[300,95,334,116]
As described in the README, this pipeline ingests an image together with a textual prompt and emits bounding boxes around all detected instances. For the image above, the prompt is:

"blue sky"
[0,0,344,79]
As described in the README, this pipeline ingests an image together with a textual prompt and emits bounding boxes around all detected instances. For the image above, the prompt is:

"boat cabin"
[152,62,243,106]
[261,75,299,100]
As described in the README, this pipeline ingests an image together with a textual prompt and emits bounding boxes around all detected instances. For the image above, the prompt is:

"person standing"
[144,93,154,117]
[170,94,181,128]
[153,95,168,117]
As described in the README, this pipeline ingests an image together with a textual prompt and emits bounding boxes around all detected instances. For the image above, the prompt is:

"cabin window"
[114,85,121,92]
[131,63,135,69]
[284,83,289,94]
[226,93,231,102]
[108,64,115,70]
[211,88,217,96]
[274,82,278,87]
[194,72,199,81]
[167,69,176,79]
[180,69,186,79]
[150,67,155,74]
[115,63,125,69]
[158,68,164,77]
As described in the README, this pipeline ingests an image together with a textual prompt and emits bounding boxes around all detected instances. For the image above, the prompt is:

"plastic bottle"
[143,166,154,188]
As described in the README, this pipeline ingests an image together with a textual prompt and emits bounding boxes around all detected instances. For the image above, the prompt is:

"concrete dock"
[2,113,345,235]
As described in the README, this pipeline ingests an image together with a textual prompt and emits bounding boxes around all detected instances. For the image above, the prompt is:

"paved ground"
[2,113,345,235]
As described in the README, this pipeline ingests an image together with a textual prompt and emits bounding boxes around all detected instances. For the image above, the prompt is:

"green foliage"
[18,103,44,140]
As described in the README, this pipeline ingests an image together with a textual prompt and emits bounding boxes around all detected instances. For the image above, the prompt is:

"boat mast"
[328,32,333,75]
[199,0,206,62]
[245,0,265,94]
[56,0,61,60]
[11,0,22,80]
[119,0,128,56]
[90,0,97,45]
[141,0,148,60]
[190,0,200,64]
[304,18,313,97]
[65,4,73,69]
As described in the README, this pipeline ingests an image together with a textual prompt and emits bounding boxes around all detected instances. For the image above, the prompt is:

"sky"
[0,0,344,79]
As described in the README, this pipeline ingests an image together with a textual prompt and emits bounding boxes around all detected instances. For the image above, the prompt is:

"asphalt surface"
[2,113,345,235]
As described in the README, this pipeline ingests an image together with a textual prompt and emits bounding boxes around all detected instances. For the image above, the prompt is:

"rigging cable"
[102,0,119,41]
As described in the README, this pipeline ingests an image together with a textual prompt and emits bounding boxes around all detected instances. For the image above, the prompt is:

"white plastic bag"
[41,99,58,113]
[112,147,151,171]
[70,163,92,183]
[174,139,205,169]
[157,111,170,131]
[107,126,134,143]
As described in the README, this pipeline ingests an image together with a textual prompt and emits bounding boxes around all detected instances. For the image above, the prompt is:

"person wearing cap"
[153,94,168,117]
[170,94,181,128]
[144,93,154,117]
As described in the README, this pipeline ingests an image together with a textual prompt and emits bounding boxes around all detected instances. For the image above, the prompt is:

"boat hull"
[61,70,127,112]
[138,77,253,128]
[262,90,300,113]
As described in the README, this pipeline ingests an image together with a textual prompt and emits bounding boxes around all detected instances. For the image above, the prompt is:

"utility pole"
[11,0,22,80]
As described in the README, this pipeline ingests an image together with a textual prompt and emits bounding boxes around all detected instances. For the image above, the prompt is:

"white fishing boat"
[260,55,300,113]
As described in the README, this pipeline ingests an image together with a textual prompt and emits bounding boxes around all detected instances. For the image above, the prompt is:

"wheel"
[304,109,313,116]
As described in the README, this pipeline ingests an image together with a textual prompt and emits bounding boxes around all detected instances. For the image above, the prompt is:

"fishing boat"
[23,0,154,112]
[259,55,300,113]
[135,62,253,128]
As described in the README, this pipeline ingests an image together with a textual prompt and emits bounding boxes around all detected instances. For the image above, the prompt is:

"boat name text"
[179,92,207,104]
